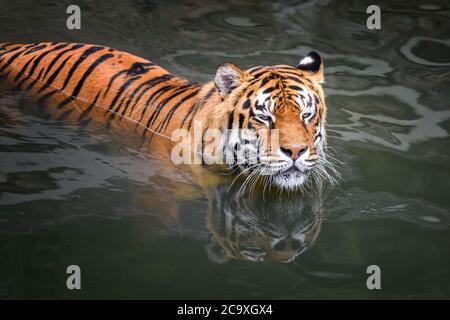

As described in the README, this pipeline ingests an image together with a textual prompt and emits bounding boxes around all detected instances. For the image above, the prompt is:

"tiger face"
[212,52,328,190]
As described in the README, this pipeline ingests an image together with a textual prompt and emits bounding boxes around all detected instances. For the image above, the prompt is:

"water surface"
[0,0,449,299]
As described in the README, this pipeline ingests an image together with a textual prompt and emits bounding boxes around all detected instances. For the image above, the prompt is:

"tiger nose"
[280,144,308,160]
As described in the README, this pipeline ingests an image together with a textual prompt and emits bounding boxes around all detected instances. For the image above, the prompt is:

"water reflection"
[206,184,324,263]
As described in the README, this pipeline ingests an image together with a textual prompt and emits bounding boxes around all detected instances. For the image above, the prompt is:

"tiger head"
[208,52,329,190]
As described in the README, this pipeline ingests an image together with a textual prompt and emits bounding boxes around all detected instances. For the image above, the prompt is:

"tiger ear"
[214,63,244,98]
[296,51,324,84]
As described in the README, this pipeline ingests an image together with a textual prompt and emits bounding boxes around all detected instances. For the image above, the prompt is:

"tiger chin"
[0,42,335,191]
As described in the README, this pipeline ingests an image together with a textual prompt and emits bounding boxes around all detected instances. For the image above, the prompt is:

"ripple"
[330,189,450,230]
[418,4,443,11]
[0,100,166,206]
[160,44,393,82]
[420,216,441,223]
[400,36,450,66]
[223,16,262,27]
[327,85,450,151]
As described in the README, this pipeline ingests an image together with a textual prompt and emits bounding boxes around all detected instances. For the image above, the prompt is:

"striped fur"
[0,42,329,190]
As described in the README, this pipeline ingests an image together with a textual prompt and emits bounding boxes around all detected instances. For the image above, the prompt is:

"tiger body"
[0,42,203,137]
[0,41,332,191]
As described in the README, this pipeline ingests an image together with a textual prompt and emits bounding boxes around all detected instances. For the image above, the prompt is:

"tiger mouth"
[281,166,308,174]
[239,162,311,178]
[277,166,309,178]
[270,166,310,190]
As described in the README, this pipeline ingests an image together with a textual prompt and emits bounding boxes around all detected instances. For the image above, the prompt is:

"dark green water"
[1,0,450,299]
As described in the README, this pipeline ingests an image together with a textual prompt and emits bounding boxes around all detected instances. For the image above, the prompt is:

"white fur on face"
[256,91,270,107]
[272,172,308,190]
[314,120,324,146]
[256,90,276,113]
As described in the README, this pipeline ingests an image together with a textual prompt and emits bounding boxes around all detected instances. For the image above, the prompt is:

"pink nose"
[280,144,308,160]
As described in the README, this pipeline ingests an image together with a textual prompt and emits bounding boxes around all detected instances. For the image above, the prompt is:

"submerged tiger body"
[0,41,332,190]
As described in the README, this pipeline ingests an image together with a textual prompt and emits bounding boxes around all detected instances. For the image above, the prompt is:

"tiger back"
[0,42,202,146]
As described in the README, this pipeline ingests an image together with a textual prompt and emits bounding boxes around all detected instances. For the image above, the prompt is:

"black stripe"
[182,101,200,130]
[181,86,216,129]
[37,54,73,94]
[260,76,272,87]
[37,89,58,110]
[22,44,47,56]
[146,84,193,128]
[288,85,304,91]
[136,84,178,125]
[252,70,270,78]
[252,118,267,125]
[109,97,126,121]
[273,66,298,71]
[55,109,73,121]
[281,70,307,78]
[70,53,113,98]
[0,44,41,74]
[255,101,266,111]
[42,44,84,80]
[60,46,105,91]
[118,74,173,119]
[78,91,102,121]
[238,113,245,129]
[124,74,174,118]
[249,66,264,74]
[126,62,154,76]
[204,86,217,100]
[314,95,320,105]
[0,45,21,58]
[285,75,304,84]
[13,55,36,83]
[107,76,141,114]
[0,42,12,50]
[242,99,250,109]
[134,75,174,102]
[56,53,114,110]
[13,44,70,91]
[26,43,70,80]
[262,87,275,94]
[248,72,277,86]
[228,111,234,129]
[103,70,128,98]
[0,70,11,82]
[315,132,322,141]
[156,89,199,133]
[24,68,45,92]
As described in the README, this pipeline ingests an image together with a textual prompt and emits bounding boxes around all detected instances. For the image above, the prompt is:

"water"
[0,0,450,299]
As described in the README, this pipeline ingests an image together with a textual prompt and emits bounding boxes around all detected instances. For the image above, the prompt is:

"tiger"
[0,41,332,191]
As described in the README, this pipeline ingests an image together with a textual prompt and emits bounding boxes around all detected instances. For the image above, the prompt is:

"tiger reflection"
[205,185,324,263]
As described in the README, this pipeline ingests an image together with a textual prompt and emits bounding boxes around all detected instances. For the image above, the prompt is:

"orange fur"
[0,42,327,184]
